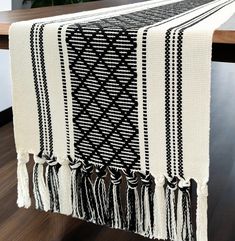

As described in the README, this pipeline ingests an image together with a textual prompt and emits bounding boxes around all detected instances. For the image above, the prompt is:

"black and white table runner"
[9,0,235,240]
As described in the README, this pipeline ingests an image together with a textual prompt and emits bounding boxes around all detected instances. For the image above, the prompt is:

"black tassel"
[81,162,96,222]
[46,156,60,212]
[166,177,177,240]
[33,153,50,211]
[94,165,108,225]
[125,170,141,233]
[140,172,154,237]
[70,159,84,218]
[177,181,194,241]
[33,163,44,210]
[108,168,124,229]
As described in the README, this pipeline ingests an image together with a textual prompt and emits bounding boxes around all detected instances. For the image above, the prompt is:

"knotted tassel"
[45,156,60,212]
[140,172,154,238]
[94,165,108,225]
[177,180,194,241]
[57,157,72,215]
[108,168,124,229]
[125,170,141,233]
[70,159,84,218]
[166,177,177,240]
[196,182,208,241]
[153,175,167,240]
[81,162,96,222]
[33,154,50,211]
[17,152,31,208]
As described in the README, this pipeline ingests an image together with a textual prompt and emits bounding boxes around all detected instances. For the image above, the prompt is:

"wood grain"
[0,0,234,49]
[0,62,235,240]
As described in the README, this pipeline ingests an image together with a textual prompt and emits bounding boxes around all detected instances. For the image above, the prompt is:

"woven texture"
[9,0,235,240]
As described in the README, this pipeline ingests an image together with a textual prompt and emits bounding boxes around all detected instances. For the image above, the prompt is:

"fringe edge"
[16,152,208,241]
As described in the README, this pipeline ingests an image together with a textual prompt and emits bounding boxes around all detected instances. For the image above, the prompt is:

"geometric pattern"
[65,0,213,171]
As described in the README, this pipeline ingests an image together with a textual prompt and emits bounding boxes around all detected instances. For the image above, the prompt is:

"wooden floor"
[0,62,235,241]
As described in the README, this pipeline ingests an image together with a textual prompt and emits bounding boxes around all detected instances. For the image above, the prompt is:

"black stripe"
[141,0,215,172]
[30,23,44,151]
[164,0,235,178]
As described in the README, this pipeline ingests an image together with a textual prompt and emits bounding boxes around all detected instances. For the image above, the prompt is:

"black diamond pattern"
[65,0,214,170]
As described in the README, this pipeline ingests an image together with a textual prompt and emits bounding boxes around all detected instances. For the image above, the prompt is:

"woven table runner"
[9,0,235,240]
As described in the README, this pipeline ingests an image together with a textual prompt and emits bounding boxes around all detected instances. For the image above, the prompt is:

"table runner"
[9,0,235,240]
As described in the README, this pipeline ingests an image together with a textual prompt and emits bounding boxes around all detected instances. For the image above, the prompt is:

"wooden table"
[0,0,235,62]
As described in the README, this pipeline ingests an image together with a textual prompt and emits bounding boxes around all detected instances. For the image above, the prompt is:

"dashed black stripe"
[141,0,214,172]
[164,0,234,178]
[30,23,44,151]
[58,26,70,156]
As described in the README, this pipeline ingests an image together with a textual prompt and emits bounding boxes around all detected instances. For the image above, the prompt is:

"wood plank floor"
[0,61,235,241]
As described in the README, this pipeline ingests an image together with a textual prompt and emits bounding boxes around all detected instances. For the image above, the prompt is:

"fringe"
[166,177,177,241]
[94,166,108,225]
[70,160,84,218]
[108,168,125,229]
[140,172,154,238]
[33,155,50,211]
[17,152,31,208]
[57,157,72,215]
[17,154,202,240]
[45,156,60,212]
[196,182,208,241]
[108,168,123,229]
[153,175,167,240]
[81,163,96,222]
[125,170,141,233]
[177,180,194,241]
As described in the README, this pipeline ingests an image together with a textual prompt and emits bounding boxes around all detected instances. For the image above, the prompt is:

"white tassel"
[153,175,167,240]
[33,155,50,211]
[177,179,194,241]
[57,157,72,215]
[17,152,31,208]
[166,178,177,241]
[177,186,183,241]
[143,186,152,237]
[134,188,141,233]
[196,182,208,241]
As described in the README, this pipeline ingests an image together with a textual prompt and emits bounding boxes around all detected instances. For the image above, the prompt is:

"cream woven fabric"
[9,0,235,240]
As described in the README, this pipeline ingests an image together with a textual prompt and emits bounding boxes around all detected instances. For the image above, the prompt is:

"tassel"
[196,182,208,241]
[140,172,154,238]
[16,152,31,208]
[70,160,84,218]
[33,154,50,211]
[177,180,194,241]
[166,177,177,240]
[108,168,124,229]
[45,156,60,212]
[153,175,167,240]
[125,170,141,233]
[94,165,108,225]
[57,157,72,215]
[81,162,96,222]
